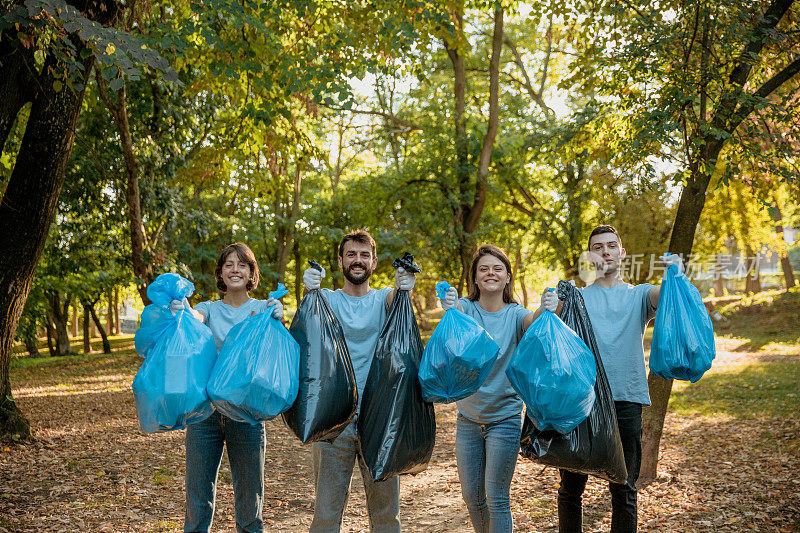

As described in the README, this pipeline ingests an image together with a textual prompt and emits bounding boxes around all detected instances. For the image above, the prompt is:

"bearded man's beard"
[343,263,372,285]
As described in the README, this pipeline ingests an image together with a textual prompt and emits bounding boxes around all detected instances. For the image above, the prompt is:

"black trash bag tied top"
[391,252,421,274]
[283,260,358,444]
[358,253,436,482]
[519,279,628,484]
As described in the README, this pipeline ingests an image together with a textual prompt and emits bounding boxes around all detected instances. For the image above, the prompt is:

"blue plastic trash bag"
[132,273,217,433]
[519,280,627,483]
[418,281,499,403]
[206,284,300,424]
[506,301,596,434]
[650,261,715,382]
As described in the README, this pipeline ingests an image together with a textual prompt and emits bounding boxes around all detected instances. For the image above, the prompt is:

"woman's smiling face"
[475,254,509,295]
[220,251,251,292]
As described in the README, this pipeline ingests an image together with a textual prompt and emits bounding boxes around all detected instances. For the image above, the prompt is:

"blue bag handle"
[540,287,556,316]
[146,273,195,307]
[262,283,289,317]
[269,283,289,300]
[662,252,684,278]
[435,281,452,300]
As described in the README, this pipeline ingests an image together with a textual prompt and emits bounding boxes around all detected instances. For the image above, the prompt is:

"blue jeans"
[310,422,400,532]
[558,401,643,532]
[184,411,266,533]
[455,413,522,533]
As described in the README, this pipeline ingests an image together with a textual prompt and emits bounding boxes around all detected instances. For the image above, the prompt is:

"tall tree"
[443,1,505,291]
[0,0,174,437]
[591,0,800,479]
[0,1,116,437]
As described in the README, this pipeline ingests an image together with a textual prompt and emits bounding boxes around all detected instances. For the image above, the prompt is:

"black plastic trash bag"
[282,261,358,444]
[519,280,628,483]
[358,253,436,482]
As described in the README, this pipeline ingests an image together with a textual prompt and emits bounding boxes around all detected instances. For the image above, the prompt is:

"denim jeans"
[557,401,643,533]
[310,422,400,532]
[184,411,266,533]
[455,413,522,533]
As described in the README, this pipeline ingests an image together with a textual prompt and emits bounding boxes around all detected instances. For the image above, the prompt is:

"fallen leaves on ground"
[1,346,798,532]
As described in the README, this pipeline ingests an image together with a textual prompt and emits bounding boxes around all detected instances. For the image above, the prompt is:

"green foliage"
[10,0,795,324]
[1,0,178,92]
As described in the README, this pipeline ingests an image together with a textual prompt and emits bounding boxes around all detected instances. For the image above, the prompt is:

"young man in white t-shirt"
[302,229,415,533]
[542,225,683,532]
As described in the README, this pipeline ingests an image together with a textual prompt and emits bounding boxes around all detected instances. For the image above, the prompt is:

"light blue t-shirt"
[321,287,392,406]
[580,283,655,405]
[195,298,270,351]
[456,299,532,424]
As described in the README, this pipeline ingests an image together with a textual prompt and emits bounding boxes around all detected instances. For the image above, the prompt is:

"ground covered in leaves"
[1,336,798,532]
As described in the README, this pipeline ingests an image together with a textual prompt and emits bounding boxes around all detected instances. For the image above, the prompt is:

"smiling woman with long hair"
[437,244,548,533]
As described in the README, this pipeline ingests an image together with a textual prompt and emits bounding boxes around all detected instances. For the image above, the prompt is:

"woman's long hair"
[467,244,517,304]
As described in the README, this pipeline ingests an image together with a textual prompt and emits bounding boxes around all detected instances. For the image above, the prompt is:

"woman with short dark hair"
[170,242,285,533]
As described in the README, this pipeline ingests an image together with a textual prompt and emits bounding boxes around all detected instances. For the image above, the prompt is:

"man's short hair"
[338,229,377,258]
[587,225,621,250]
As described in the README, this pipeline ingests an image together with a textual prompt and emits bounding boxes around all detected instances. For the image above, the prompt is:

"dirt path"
[1,342,798,532]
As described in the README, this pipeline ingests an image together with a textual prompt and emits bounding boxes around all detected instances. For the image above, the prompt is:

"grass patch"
[153,467,176,486]
[10,349,139,377]
[670,361,800,419]
[709,287,800,350]
[11,334,136,360]
[155,519,181,531]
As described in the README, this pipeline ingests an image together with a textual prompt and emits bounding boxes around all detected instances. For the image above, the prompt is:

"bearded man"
[302,229,416,533]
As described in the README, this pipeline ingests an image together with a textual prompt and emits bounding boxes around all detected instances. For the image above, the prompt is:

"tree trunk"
[114,287,120,335]
[86,299,111,353]
[714,254,725,297]
[329,242,341,290]
[446,4,504,291]
[46,291,73,356]
[744,245,761,294]
[276,165,303,281]
[293,238,303,306]
[82,304,92,354]
[0,33,33,151]
[95,78,153,305]
[71,301,79,337]
[45,321,56,358]
[23,335,40,358]
[779,255,797,291]
[640,161,714,482]
[0,45,96,438]
[444,5,469,293]
[106,289,113,334]
[770,202,797,290]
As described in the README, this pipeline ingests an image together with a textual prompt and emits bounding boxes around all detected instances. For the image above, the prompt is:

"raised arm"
[386,266,417,308]
[170,298,205,322]
[523,288,563,331]
[650,254,686,309]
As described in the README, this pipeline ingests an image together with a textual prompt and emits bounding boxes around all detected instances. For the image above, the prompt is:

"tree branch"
[726,56,800,135]
[465,5,504,234]
[711,0,794,130]
[321,104,422,132]
[503,36,554,117]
